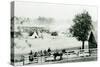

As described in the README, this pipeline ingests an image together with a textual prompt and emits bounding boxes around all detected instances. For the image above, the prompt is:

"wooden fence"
[14,48,97,65]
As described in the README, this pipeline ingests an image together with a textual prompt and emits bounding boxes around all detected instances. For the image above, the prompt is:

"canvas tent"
[29,31,39,38]
[88,31,97,49]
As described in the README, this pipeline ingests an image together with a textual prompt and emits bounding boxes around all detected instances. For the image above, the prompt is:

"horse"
[53,52,63,61]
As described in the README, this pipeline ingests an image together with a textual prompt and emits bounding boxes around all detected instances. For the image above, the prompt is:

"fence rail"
[14,48,97,65]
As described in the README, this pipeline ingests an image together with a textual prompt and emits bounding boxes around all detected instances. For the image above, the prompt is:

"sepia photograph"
[11,1,97,66]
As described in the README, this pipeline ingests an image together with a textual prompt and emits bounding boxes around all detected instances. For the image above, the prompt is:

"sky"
[14,1,97,32]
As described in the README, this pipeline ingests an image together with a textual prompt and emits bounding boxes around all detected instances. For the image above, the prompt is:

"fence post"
[22,55,25,65]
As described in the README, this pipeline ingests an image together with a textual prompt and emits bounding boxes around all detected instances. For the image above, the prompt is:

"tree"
[70,11,92,49]
[47,48,51,56]
[43,50,47,56]
[47,48,51,52]
[62,49,66,53]
[34,52,38,57]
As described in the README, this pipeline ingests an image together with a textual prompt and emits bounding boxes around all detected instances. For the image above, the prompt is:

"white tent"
[30,31,39,38]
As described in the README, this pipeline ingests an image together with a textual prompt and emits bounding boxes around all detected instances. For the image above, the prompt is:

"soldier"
[29,50,34,63]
